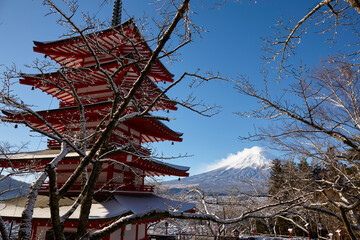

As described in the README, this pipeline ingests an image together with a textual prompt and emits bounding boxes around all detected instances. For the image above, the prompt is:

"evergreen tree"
[268,159,283,195]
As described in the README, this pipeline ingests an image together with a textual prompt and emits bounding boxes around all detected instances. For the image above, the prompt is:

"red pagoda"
[0,8,193,240]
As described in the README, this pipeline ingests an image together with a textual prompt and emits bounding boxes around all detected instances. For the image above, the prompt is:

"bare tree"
[231,0,360,239]
[262,0,360,76]
[235,59,360,239]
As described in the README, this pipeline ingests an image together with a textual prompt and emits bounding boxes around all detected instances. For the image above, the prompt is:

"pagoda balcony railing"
[39,182,154,194]
[47,139,61,149]
[47,139,151,156]
[130,144,151,156]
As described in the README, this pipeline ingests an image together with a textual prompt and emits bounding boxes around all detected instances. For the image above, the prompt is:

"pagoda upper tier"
[3,18,183,145]
[33,19,173,83]
[20,61,176,110]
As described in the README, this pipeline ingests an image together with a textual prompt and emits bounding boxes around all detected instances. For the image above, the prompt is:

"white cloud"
[206,146,272,171]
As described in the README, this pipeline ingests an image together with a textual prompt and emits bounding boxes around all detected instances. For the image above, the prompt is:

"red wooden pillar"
[142,170,145,187]
[135,224,139,240]
[107,161,114,190]
[103,235,110,240]
[121,226,125,240]
[144,223,148,240]
[31,223,38,240]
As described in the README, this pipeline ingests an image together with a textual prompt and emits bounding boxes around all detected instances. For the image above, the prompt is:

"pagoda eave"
[19,61,177,111]
[0,149,189,177]
[1,103,182,143]
[0,194,195,222]
[32,19,174,83]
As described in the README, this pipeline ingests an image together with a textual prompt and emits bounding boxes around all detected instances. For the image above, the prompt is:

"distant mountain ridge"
[164,147,272,194]
[0,176,30,200]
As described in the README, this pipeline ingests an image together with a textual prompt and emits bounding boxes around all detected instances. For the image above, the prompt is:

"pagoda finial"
[111,0,122,27]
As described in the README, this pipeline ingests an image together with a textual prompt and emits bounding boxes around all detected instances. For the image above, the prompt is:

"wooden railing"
[47,139,61,149]
[47,139,151,156]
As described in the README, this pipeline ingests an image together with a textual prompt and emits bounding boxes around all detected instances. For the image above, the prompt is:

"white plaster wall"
[138,223,146,239]
[34,226,95,239]
[112,172,124,184]
[34,226,48,240]
[123,224,136,240]
[110,228,122,240]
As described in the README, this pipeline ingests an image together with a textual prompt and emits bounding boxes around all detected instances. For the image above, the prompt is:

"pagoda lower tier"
[0,147,189,195]
[0,147,193,239]
[0,194,195,240]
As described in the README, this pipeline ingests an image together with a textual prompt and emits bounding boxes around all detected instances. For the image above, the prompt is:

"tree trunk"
[0,216,10,240]
[339,206,357,240]
[75,160,103,239]
[344,0,360,14]
[47,164,65,240]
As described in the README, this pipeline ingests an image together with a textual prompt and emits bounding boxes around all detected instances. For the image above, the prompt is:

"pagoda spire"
[111,0,122,26]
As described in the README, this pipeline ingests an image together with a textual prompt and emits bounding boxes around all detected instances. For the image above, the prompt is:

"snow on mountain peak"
[207,146,272,171]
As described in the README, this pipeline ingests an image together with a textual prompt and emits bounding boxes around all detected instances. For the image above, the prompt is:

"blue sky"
[0,0,352,177]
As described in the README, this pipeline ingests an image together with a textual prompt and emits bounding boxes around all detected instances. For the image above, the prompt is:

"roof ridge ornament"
[111,0,122,27]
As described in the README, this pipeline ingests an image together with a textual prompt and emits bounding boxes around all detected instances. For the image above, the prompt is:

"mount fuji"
[163,146,273,194]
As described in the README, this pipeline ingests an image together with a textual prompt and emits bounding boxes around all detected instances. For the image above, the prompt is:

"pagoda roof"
[0,194,195,221]
[0,148,189,177]
[33,19,173,83]
[19,61,177,111]
[1,101,182,144]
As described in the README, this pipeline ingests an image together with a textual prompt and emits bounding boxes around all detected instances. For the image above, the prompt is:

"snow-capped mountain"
[206,146,272,171]
[164,147,273,194]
